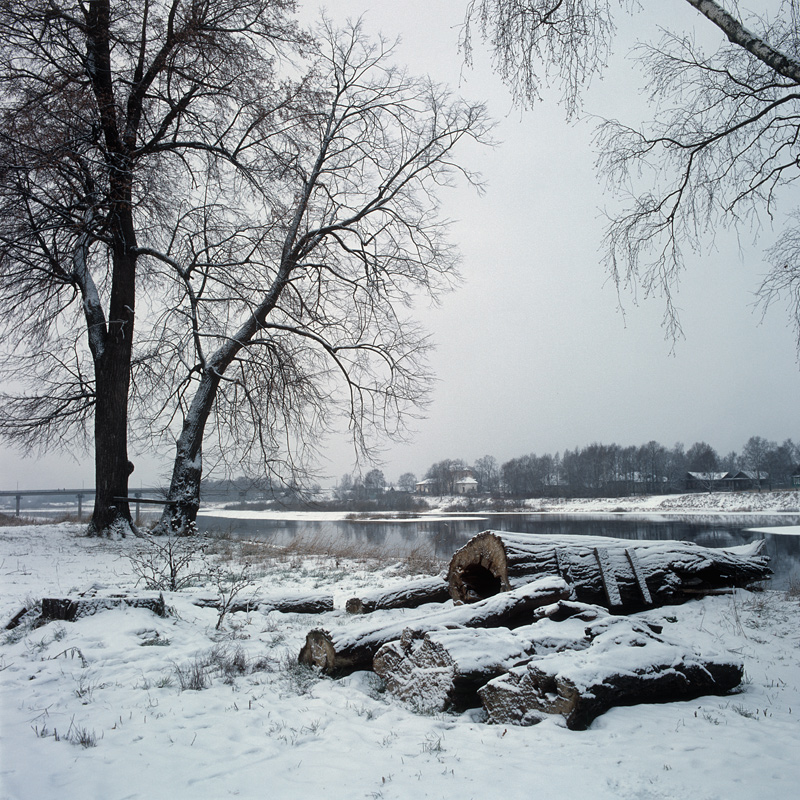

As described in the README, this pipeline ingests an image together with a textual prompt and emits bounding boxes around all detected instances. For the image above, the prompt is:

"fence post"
[76,493,83,521]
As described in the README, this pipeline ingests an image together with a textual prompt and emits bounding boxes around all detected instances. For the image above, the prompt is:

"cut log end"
[298,629,336,672]
[447,531,509,603]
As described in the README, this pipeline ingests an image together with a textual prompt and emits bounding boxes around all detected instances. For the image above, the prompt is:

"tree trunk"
[345,574,450,614]
[373,604,606,712]
[298,575,570,675]
[479,615,743,730]
[154,374,220,535]
[447,531,771,610]
[87,229,137,537]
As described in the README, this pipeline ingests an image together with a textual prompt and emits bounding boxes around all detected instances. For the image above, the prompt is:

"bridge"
[0,488,168,522]
[0,486,254,522]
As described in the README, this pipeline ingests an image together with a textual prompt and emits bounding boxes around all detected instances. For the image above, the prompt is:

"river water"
[196,511,800,590]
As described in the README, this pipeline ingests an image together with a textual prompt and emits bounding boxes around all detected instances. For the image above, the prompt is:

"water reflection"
[197,512,800,590]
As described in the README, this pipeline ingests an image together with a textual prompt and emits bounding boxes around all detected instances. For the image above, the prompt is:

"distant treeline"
[416,437,799,498]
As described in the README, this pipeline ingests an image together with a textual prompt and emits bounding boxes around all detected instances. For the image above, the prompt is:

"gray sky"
[1,1,798,491]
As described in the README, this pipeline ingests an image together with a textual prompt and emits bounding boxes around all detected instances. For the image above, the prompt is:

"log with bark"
[192,591,333,615]
[478,615,743,730]
[299,575,570,675]
[448,531,770,610]
[373,602,608,712]
[345,573,450,614]
[39,593,167,622]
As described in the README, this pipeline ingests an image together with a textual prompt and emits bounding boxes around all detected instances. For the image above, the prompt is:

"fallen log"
[448,531,770,610]
[39,593,167,622]
[192,591,333,615]
[478,616,743,730]
[374,603,607,712]
[345,573,450,614]
[299,575,570,675]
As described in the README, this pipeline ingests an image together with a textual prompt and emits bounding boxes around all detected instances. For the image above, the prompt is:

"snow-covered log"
[39,593,167,622]
[192,591,333,615]
[373,604,607,712]
[299,575,570,675]
[448,531,770,610]
[345,574,450,614]
[478,616,743,730]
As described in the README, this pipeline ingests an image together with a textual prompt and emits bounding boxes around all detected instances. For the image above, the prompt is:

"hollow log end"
[447,531,509,604]
[298,629,336,673]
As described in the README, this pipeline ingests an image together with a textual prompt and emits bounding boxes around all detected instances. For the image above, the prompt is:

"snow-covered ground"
[436,489,800,516]
[2,521,800,800]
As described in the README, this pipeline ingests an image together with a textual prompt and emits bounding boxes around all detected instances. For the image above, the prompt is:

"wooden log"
[448,531,771,610]
[39,593,167,622]
[299,575,571,675]
[191,591,333,615]
[479,616,743,730]
[345,574,450,614]
[373,604,607,712]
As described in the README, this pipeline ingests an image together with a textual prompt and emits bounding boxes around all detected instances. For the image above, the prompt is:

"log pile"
[447,531,770,610]
[299,575,571,675]
[373,603,607,712]
[297,530,766,727]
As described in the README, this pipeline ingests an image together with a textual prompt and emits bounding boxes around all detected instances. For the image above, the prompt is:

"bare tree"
[740,435,776,490]
[463,1,800,354]
[0,1,302,535]
[397,472,418,492]
[141,21,492,532]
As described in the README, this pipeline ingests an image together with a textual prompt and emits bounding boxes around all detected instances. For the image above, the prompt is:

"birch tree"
[463,1,800,355]
[142,22,491,532]
[0,1,301,535]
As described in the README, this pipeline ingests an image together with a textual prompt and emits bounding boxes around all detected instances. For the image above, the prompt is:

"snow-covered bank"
[2,523,800,800]
[432,490,800,516]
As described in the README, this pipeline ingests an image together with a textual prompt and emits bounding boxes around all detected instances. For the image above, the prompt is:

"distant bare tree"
[0,0,301,535]
[741,435,776,490]
[397,472,417,493]
[473,454,500,493]
[142,21,491,532]
[687,442,720,473]
[463,1,800,354]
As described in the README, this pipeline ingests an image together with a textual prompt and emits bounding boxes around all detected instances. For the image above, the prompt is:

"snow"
[2,521,800,800]
[746,525,800,536]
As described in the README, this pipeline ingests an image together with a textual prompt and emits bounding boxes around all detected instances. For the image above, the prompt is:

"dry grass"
[207,531,446,576]
[0,512,39,526]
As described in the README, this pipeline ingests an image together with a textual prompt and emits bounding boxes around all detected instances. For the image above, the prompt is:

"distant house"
[792,468,800,488]
[685,472,729,492]
[685,470,770,492]
[455,476,478,495]
[414,478,436,495]
[727,471,770,491]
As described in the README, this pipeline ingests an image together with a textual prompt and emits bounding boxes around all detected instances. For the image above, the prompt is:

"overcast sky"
[1,1,798,492]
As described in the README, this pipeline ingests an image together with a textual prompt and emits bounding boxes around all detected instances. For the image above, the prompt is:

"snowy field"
[1,519,800,800]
